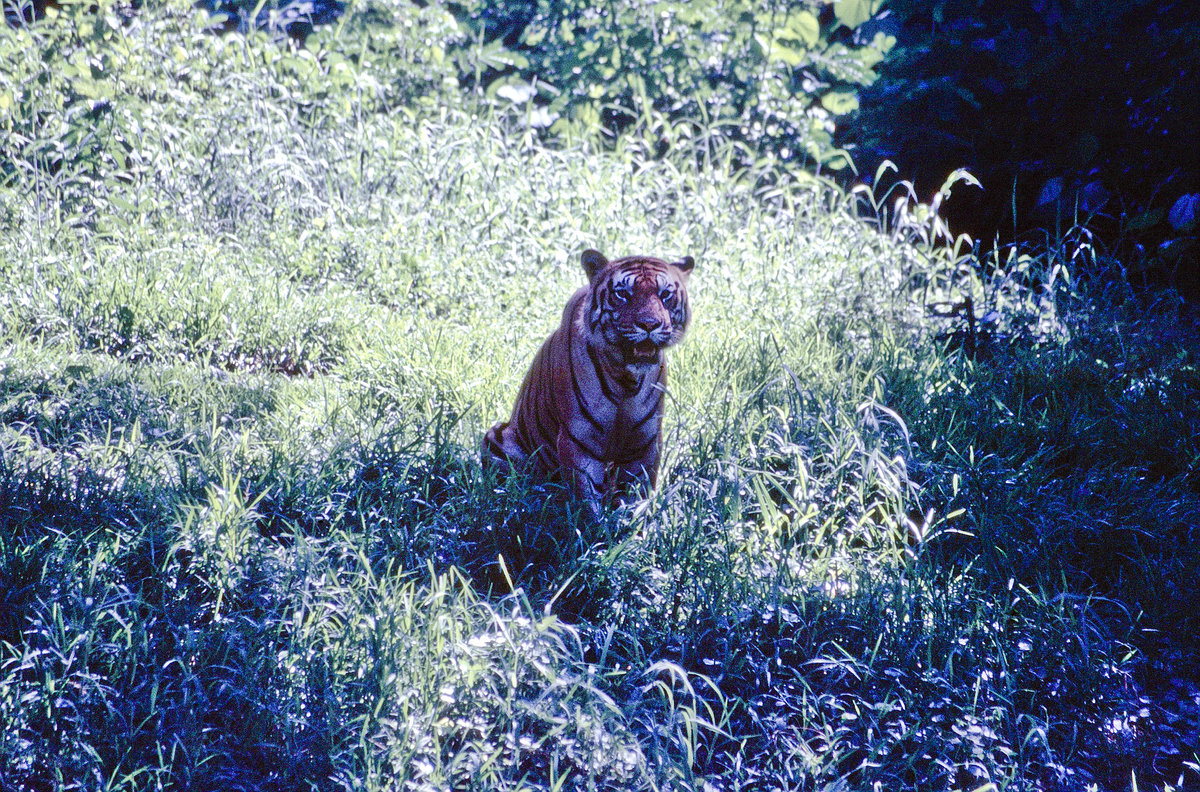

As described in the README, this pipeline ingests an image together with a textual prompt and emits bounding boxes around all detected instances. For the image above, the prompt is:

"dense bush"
[432,0,895,172]
[1,0,894,195]
[10,0,1196,289]
[842,0,1200,288]
[0,0,460,227]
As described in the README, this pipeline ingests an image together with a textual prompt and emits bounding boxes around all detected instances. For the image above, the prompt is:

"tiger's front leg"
[610,437,661,502]
[555,430,607,513]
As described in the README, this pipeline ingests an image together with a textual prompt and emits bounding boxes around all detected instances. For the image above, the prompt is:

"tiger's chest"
[562,341,664,463]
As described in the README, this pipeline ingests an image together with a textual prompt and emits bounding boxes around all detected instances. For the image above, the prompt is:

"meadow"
[2,1,1199,789]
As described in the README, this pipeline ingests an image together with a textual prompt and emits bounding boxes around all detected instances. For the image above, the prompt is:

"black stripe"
[629,391,663,430]
[588,274,612,327]
[515,421,534,459]
[532,400,555,452]
[564,425,605,460]
[586,342,621,403]
[524,341,557,445]
[518,406,537,450]
[592,301,610,334]
[524,405,554,469]
[566,332,605,432]
[517,384,552,457]
[537,346,556,414]
[571,370,605,432]
[484,432,508,460]
[673,301,687,327]
[615,433,657,463]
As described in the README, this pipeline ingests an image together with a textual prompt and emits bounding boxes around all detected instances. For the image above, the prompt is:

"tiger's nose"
[636,318,663,332]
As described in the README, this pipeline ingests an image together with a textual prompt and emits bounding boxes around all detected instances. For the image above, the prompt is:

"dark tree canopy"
[842,0,1200,289]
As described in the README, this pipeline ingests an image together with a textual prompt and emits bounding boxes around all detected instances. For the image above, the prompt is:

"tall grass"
[2,1,1198,789]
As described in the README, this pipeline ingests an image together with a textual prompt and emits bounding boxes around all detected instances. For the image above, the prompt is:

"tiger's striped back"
[483,249,695,503]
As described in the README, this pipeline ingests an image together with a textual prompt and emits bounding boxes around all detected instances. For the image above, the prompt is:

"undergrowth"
[2,1,1198,790]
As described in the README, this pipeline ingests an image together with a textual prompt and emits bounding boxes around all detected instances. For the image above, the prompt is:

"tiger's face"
[582,249,694,369]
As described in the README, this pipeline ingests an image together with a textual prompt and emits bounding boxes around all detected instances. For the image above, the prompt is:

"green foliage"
[449,0,892,170]
[2,2,1199,791]
[0,0,459,227]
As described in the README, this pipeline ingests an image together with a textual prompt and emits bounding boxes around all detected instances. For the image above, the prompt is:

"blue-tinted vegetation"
[2,1,1198,789]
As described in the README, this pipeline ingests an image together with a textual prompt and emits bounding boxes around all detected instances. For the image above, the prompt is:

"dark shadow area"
[842,0,1200,292]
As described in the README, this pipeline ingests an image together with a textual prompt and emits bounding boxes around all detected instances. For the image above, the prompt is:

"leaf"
[520,22,548,47]
[820,90,860,114]
[769,41,808,67]
[834,0,876,30]
[1036,177,1062,208]
[1075,133,1099,164]
[107,194,139,213]
[786,10,820,47]
[822,150,853,170]
[473,40,529,71]
[490,78,536,103]
[868,159,895,184]
[1168,193,1200,232]
[1127,208,1164,232]
[939,168,983,198]
[571,101,601,130]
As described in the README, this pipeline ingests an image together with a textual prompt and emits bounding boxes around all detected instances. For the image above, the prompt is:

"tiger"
[483,248,695,505]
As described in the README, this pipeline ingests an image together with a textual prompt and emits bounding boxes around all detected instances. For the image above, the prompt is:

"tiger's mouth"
[625,339,661,365]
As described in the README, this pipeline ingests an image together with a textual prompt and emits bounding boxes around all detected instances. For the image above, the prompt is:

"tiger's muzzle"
[620,324,673,365]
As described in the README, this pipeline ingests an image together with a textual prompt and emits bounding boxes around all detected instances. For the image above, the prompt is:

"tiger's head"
[581,249,695,369]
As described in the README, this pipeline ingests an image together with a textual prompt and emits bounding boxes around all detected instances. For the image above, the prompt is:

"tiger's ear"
[581,249,609,281]
[674,255,695,276]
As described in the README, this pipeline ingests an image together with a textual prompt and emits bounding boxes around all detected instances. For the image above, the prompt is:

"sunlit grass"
[2,2,1198,789]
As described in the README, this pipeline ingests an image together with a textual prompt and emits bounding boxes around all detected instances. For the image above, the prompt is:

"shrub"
[446,0,894,172]
[0,0,460,227]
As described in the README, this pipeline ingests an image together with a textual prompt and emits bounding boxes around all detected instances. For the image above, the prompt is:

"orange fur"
[483,249,695,503]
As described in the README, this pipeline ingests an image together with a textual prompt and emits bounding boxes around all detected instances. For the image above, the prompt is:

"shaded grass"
[3,2,1199,790]
[889,281,1200,650]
